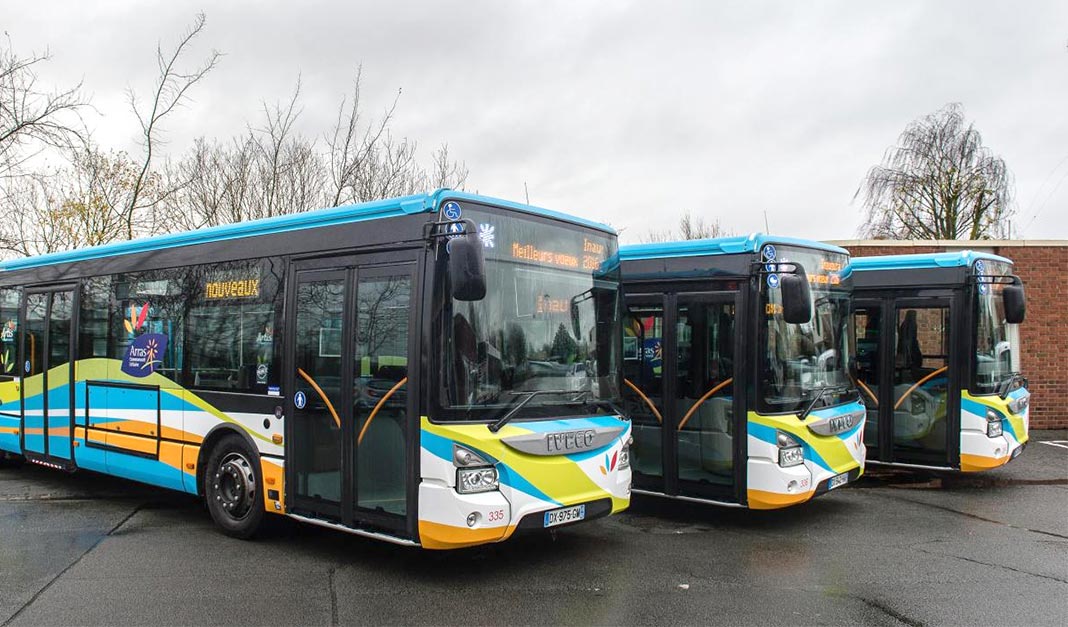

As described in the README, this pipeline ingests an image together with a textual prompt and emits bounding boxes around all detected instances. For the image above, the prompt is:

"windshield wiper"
[488,389,583,433]
[997,372,1027,399]
[798,383,852,421]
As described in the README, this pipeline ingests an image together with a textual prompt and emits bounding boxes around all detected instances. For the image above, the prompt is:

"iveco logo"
[547,430,597,453]
[828,415,855,434]
[501,425,625,456]
[807,411,863,437]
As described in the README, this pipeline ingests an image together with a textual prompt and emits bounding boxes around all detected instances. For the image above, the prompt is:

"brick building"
[828,240,1067,430]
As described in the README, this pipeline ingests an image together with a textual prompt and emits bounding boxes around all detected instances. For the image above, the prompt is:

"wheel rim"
[213,451,256,521]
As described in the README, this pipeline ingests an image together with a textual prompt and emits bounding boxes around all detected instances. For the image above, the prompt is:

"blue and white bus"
[851,251,1029,471]
[0,190,631,548]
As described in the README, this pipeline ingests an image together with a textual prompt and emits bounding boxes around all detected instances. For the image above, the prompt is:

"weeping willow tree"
[856,103,1014,240]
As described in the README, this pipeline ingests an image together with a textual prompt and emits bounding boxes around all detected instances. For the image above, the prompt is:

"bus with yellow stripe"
[850,252,1028,471]
[0,190,631,548]
[618,236,865,509]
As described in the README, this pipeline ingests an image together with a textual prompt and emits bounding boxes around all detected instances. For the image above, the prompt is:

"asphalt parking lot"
[2,432,1066,627]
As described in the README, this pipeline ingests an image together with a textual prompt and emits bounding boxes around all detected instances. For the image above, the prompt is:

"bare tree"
[427,143,469,191]
[0,37,88,176]
[641,211,728,242]
[125,12,221,239]
[855,103,1014,240]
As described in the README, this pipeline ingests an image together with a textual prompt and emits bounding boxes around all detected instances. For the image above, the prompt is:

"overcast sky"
[6,0,1068,242]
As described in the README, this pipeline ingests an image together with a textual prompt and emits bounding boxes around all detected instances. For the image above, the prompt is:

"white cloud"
[6,0,1067,241]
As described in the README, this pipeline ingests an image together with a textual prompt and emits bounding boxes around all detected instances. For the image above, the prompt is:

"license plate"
[828,472,849,490]
[543,504,586,528]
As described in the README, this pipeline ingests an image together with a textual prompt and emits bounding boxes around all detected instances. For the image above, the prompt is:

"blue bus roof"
[851,250,1013,272]
[0,189,615,272]
[619,233,849,262]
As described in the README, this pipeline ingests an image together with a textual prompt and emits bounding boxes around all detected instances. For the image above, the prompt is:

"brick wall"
[829,240,1067,430]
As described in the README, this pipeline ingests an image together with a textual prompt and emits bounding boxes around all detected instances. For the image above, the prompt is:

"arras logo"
[599,451,618,476]
[121,333,168,378]
[120,301,165,378]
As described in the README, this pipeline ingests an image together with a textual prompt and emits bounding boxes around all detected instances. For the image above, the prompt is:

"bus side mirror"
[780,271,812,325]
[448,232,487,301]
[1003,281,1025,324]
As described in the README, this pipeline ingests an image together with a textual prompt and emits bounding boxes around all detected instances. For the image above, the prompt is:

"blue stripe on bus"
[0,190,615,272]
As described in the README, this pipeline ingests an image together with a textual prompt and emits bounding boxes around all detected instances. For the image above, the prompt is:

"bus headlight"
[986,409,1003,438]
[457,467,499,494]
[1007,397,1028,415]
[618,443,631,470]
[777,431,804,468]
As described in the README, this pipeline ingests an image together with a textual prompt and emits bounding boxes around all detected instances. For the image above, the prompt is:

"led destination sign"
[205,279,260,300]
[511,238,607,271]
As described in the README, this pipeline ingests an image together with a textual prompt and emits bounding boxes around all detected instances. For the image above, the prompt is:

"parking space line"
[1039,441,1068,450]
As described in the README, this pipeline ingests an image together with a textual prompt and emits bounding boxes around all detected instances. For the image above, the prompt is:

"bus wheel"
[0,451,24,467]
[204,434,264,539]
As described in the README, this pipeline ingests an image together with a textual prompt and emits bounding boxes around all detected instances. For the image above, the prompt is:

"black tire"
[203,433,265,539]
[0,451,24,468]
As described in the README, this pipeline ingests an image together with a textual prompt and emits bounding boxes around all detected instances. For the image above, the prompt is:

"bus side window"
[0,287,20,382]
[184,258,283,394]
[79,277,111,359]
[110,269,185,386]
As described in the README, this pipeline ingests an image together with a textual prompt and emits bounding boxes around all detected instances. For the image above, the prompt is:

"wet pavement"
[1,432,1065,626]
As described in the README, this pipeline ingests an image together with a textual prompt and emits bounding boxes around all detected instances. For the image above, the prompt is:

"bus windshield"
[973,260,1021,394]
[759,246,855,413]
[435,205,622,422]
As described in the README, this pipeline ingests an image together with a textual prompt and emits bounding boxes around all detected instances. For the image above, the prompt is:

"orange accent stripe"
[624,378,662,424]
[358,377,407,446]
[855,378,878,407]
[297,367,341,428]
[677,378,733,431]
[418,519,510,550]
[747,488,814,510]
[893,366,948,410]
[960,452,1010,472]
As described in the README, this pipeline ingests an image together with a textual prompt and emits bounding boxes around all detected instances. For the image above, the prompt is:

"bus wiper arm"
[798,384,851,421]
[998,372,1026,400]
[488,389,579,433]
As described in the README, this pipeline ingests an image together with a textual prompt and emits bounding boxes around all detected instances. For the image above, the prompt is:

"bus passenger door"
[20,286,77,469]
[674,293,739,501]
[889,300,955,467]
[852,300,886,461]
[622,297,667,493]
[285,255,416,537]
[623,291,742,502]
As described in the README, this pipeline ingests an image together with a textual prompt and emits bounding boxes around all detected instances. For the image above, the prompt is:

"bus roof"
[0,189,615,272]
[851,250,1013,273]
[619,233,849,262]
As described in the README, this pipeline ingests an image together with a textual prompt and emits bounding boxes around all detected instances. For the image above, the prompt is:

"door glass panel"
[622,304,665,479]
[355,274,411,516]
[47,292,73,460]
[23,294,48,454]
[893,306,950,459]
[293,278,345,505]
[675,301,734,489]
[853,306,882,449]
